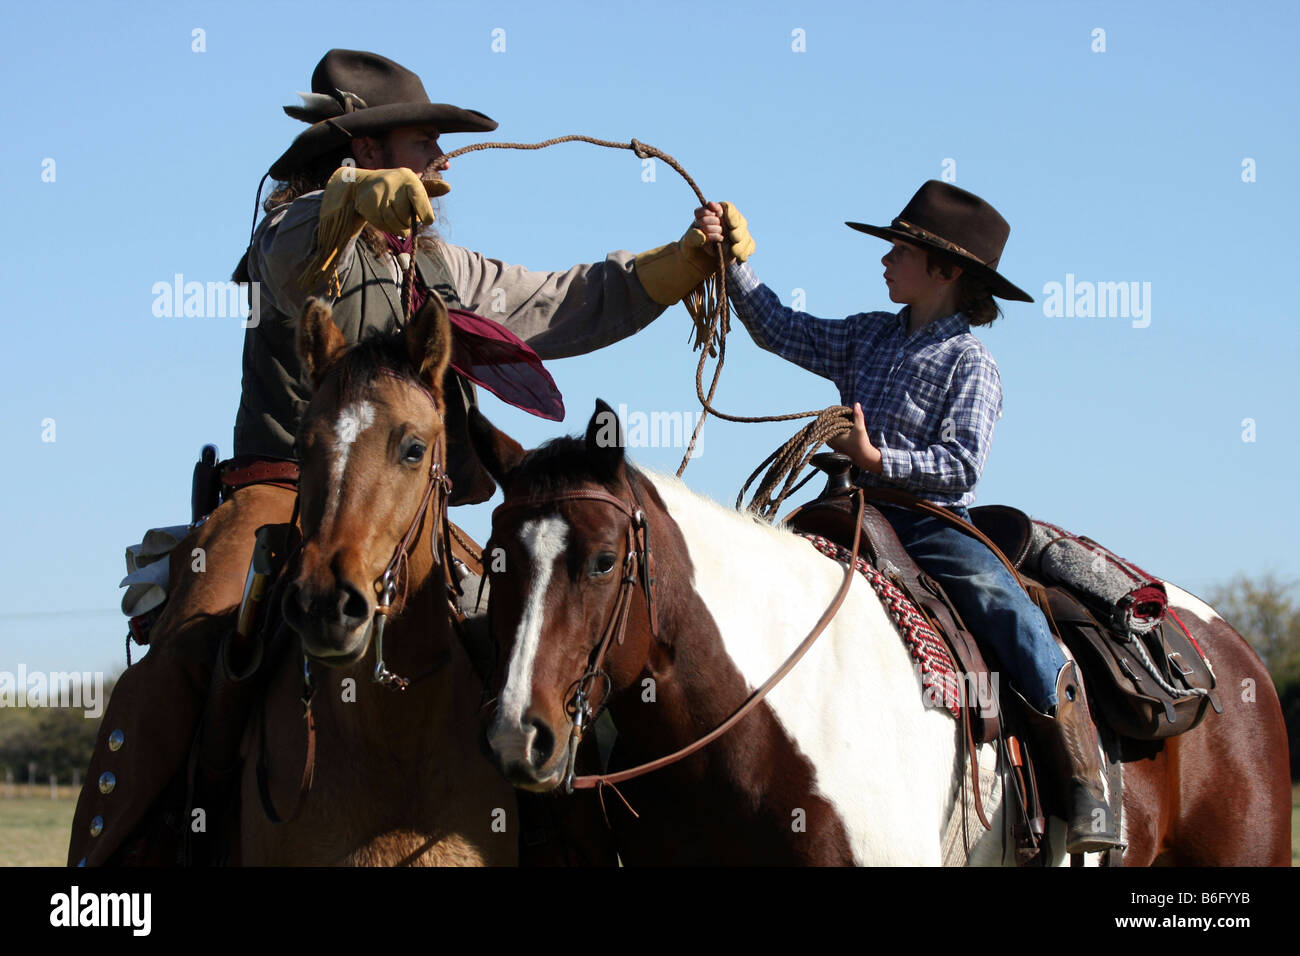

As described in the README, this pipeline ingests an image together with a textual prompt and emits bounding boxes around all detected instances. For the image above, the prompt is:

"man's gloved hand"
[634,224,717,306]
[718,201,755,262]
[303,166,447,291]
[634,200,756,306]
[328,166,441,237]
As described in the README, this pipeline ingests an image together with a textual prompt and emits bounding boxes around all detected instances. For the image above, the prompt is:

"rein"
[491,481,866,800]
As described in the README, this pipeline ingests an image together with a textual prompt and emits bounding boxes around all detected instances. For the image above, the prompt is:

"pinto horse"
[469,400,1292,866]
[236,295,517,865]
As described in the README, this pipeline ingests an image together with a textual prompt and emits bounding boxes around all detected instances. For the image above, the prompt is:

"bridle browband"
[489,475,865,798]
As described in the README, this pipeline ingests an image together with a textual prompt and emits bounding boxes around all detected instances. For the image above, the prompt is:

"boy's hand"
[693,201,755,262]
[694,202,725,243]
[827,403,884,474]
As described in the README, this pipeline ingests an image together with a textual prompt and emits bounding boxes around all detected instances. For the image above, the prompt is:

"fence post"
[49,773,57,800]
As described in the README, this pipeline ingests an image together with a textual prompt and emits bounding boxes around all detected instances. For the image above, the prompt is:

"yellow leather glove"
[720,201,755,262]
[634,226,717,307]
[349,166,441,235]
[634,202,757,305]
[303,167,447,291]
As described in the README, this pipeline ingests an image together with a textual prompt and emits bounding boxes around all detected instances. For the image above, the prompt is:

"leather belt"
[220,457,301,492]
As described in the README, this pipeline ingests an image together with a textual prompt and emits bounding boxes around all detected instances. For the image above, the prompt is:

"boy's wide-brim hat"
[846,181,1033,303]
[268,49,498,180]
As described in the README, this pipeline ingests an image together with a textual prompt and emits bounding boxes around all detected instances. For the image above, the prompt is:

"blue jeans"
[875,503,1066,712]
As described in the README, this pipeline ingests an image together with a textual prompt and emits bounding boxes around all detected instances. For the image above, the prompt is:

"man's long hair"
[232,138,440,283]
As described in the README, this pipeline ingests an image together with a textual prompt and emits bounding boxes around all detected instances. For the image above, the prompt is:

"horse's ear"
[299,297,348,389]
[406,292,452,392]
[468,405,526,484]
[585,398,625,481]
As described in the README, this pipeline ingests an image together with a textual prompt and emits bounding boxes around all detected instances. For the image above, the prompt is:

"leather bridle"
[259,369,456,824]
[488,476,865,798]
[369,432,454,688]
[491,474,660,784]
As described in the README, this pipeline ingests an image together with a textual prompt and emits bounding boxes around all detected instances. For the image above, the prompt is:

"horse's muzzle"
[281,577,373,664]
[486,711,565,791]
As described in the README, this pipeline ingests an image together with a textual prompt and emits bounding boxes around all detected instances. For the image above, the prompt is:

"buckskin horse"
[468,400,1292,866]
[235,295,518,865]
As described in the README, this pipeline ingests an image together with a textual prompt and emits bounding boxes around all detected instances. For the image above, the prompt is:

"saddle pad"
[799,533,961,719]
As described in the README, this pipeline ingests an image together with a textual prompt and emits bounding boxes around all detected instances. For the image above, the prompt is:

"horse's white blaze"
[644,472,987,865]
[499,517,568,727]
[328,400,375,518]
[1162,582,1223,624]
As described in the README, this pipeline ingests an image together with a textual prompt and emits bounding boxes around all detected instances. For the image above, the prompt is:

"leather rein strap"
[492,482,866,794]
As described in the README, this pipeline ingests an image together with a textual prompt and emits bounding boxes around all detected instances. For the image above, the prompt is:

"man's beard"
[378,145,444,238]
[381,145,445,184]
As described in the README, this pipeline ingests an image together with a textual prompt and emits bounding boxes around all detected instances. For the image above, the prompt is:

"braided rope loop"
[437,135,854,515]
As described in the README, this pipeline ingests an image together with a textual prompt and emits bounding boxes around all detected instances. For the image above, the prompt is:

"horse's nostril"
[527,716,555,769]
[337,582,369,625]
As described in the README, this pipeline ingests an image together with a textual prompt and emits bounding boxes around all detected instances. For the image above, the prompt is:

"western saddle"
[784,453,1217,864]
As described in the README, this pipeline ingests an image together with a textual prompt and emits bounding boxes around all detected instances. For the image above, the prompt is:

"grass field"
[0,788,78,867]
[2,785,1297,866]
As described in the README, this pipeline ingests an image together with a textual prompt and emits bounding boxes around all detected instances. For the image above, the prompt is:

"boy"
[697,182,1121,854]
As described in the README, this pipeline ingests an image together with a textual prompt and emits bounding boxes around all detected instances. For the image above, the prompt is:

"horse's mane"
[636,468,806,553]
[512,436,635,498]
[512,437,801,553]
[328,327,426,405]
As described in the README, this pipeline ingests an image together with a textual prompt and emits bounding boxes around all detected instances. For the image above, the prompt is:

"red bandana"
[386,234,565,421]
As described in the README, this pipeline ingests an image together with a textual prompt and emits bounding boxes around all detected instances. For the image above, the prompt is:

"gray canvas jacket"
[236,191,666,502]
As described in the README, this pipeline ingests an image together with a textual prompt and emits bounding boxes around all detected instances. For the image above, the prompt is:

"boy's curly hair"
[925,250,1002,327]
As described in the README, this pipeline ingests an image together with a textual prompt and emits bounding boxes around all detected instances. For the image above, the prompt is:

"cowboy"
[692,184,1123,854]
[69,48,735,866]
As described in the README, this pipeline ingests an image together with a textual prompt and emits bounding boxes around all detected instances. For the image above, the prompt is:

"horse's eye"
[403,442,426,464]
[590,552,617,577]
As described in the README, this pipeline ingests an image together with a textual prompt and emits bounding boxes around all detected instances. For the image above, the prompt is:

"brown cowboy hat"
[846,181,1033,303]
[268,49,498,180]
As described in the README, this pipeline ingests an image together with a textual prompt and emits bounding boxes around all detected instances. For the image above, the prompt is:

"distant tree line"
[0,677,116,785]
[2,575,1296,787]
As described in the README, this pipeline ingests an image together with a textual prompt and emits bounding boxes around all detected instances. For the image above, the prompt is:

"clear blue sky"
[2,0,1297,677]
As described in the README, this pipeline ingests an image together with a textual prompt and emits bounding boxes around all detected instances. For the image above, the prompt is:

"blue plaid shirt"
[728,262,1003,507]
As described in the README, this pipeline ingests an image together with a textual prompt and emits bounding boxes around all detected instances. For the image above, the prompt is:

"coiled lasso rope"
[439,135,852,520]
